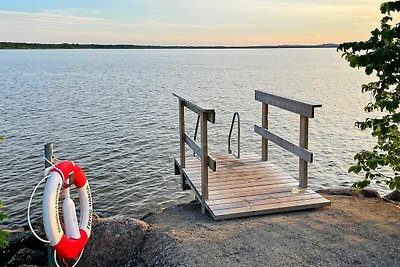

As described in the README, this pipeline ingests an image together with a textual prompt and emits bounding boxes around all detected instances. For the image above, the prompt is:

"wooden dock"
[173,91,331,220]
[176,153,330,220]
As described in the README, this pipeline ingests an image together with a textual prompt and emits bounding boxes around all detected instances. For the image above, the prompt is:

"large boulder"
[0,230,46,266]
[384,190,400,202]
[6,248,46,267]
[78,217,148,267]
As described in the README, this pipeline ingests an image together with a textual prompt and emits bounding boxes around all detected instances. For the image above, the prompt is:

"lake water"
[0,48,383,226]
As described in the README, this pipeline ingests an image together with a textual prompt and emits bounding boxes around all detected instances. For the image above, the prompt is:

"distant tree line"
[0,42,338,50]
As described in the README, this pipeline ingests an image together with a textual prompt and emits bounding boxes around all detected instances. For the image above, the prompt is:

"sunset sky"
[0,0,384,46]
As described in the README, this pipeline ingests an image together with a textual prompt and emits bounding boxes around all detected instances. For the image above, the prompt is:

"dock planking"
[175,153,330,220]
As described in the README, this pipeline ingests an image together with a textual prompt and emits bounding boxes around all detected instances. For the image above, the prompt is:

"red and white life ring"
[42,161,93,259]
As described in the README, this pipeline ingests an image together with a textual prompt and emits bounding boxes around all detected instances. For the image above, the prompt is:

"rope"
[54,249,84,267]
[27,157,62,243]
[27,174,51,243]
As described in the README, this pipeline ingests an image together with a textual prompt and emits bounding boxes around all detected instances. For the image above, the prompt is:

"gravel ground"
[141,195,400,267]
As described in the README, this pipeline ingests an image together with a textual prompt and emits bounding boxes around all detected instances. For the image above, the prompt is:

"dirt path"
[141,195,400,267]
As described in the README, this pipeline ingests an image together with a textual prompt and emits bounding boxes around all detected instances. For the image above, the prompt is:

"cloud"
[0,0,386,45]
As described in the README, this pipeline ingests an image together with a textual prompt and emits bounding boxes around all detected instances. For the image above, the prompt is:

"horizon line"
[0,41,339,49]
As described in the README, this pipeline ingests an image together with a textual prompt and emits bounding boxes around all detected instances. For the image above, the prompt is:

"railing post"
[262,103,268,161]
[44,143,55,267]
[178,99,187,190]
[200,113,209,214]
[299,116,309,188]
[179,100,186,168]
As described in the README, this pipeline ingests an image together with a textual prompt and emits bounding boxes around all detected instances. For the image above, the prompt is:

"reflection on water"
[0,49,383,226]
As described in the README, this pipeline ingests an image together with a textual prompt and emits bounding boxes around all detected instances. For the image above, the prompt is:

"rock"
[384,190,400,202]
[77,217,149,267]
[6,248,46,267]
[0,231,46,266]
[317,187,380,198]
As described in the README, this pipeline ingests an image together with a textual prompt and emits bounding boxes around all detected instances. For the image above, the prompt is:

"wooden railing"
[254,90,322,189]
[173,93,216,213]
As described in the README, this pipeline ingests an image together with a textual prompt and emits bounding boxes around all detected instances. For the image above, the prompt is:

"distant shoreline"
[0,42,338,50]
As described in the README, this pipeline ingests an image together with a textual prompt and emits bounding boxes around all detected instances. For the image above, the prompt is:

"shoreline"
[1,187,399,266]
[0,42,338,50]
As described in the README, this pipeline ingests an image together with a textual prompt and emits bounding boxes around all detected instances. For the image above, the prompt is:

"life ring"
[42,161,93,259]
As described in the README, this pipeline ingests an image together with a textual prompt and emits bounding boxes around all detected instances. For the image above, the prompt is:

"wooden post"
[200,113,209,214]
[261,103,269,161]
[299,116,309,188]
[44,143,55,267]
[178,100,186,190]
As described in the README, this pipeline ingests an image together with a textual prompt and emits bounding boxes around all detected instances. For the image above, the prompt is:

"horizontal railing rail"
[255,90,321,118]
[172,93,215,123]
[184,134,217,171]
[254,125,313,162]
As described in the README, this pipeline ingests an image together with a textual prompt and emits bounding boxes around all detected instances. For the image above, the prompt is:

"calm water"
[0,49,383,226]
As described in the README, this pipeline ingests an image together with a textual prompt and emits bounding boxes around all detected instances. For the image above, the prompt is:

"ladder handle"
[228,112,240,158]
[193,115,200,156]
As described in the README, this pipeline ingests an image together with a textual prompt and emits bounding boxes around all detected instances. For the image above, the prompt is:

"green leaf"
[365,66,373,75]
[0,230,10,249]
[352,180,370,189]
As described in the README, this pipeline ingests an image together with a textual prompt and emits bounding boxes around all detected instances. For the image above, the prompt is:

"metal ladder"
[228,112,240,158]
[193,112,240,158]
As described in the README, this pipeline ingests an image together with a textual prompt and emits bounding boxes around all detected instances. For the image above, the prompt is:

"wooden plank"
[179,167,202,198]
[207,180,297,194]
[184,164,290,178]
[212,198,331,220]
[184,134,216,171]
[209,180,297,192]
[188,168,295,182]
[191,176,296,190]
[206,189,316,206]
[185,153,261,167]
[191,171,295,184]
[255,90,322,118]
[299,115,309,188]
[183,157,269,171]
[200,113,209,214]
[174,158,193,190]
[174,158,181,175]
[254,125,313,163]
[207,182,299,199]
[185,172,299,200]
[173,93,215,123]
[262,103,268,161]
[209,193,327,211]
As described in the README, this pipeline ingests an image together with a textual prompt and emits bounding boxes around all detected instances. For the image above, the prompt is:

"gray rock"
[384,190,400,202]
[317,187,380,198]
[0,231,46,266]
[6,248,46,267]
[77,217,148,267]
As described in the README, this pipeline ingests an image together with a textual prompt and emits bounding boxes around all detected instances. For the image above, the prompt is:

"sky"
[0,0,385,46]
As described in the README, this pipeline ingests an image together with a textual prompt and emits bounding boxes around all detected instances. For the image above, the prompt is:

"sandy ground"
[141,195,400,267]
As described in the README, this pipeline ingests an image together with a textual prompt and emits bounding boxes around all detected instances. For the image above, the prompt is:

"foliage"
[0,201,9,248]
[337,1,400,191]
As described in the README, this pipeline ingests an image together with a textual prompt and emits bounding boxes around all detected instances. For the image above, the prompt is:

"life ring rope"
[27,173,51,243]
